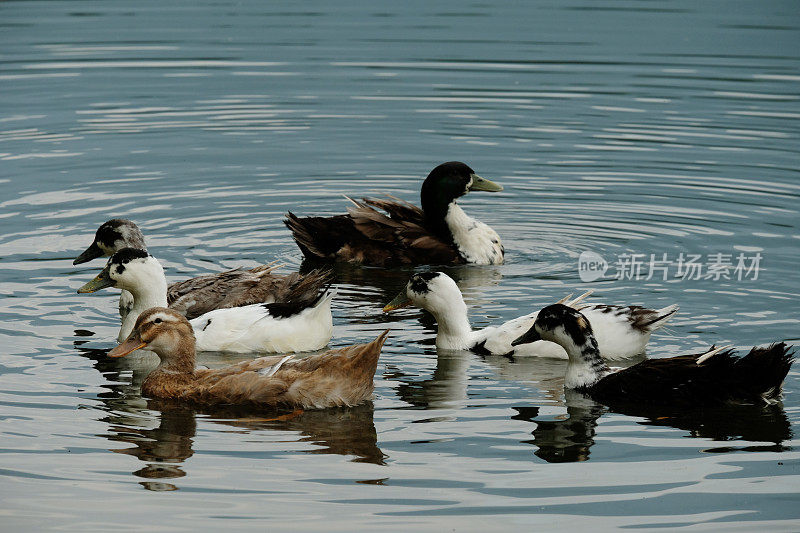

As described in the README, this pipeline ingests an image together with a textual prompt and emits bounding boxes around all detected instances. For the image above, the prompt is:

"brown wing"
[180,331,389,409]
[167,266,330,320]
[285,197,462,267]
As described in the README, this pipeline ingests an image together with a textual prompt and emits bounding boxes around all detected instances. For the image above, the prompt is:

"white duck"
[78,248,333,353]
[383,272,678,360]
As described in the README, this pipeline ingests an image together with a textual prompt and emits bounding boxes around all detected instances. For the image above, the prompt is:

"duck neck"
[563,334,610,390]
[421,193,458,243]
[429,298,474,349]
[118,277,169,342]
[155,344,196,376]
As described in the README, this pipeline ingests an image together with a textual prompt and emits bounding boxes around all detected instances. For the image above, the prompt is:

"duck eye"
[154,318,162,324]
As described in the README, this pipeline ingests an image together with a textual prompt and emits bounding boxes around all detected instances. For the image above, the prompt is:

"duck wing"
[285,197,461,266]
[168,266,330,320]
[192,330,390,409]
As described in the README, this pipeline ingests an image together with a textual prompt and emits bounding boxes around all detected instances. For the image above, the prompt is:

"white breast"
[445,204,504,265]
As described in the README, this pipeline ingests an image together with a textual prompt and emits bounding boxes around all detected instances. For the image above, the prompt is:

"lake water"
[1,0,799,530]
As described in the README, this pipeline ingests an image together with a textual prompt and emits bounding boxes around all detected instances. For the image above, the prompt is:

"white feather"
[444,204,503,265]
[400,272,676,360]
[191,293,334,353]
[108,254,333,353]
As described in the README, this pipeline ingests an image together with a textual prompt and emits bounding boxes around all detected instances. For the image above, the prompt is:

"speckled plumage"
[513,304,794,406]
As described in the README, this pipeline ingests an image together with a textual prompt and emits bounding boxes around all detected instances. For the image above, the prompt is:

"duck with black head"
[73,218,329,321]
[78,248,334,353]
[512,303,794,407]
[284,161,505,267]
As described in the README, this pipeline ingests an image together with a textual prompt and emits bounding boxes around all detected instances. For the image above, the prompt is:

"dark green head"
[419,161,502,227]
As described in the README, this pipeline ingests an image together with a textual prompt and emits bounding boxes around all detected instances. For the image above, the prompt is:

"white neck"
[444,203,503,265]
[428,296,474,350]
[117,264,169,341]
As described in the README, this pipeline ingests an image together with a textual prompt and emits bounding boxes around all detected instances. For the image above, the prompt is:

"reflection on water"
[515,389,793,464]
[74,340,388,491]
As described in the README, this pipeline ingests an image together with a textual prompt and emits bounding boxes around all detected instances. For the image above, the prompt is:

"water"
[1,0,799,529]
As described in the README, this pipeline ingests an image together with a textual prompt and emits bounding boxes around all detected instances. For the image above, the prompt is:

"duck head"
[78,248,164,294]
[512,303,595,350]
[110,307,196,364]
[420,162,502,218]
[74,218,147,265]
[383,271,464,315]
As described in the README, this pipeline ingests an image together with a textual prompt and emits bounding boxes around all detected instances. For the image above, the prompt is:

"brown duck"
[109,307,389,410]
[74,218,329,320]
[284,161,505,267]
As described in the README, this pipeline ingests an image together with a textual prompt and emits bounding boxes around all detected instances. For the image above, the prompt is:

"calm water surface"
[1,0,799,530]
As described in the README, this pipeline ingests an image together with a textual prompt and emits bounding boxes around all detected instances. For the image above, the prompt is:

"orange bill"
[108,338,147,358]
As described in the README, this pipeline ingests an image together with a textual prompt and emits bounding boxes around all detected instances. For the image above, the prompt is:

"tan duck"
[74,218,329,320]
[284,161,505,267]
[109,307,390,409]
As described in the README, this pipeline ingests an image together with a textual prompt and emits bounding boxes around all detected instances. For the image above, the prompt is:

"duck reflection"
[514,391,606,463]
[394,347,472,409]
[73,336,387,492]
[514,388,792,463]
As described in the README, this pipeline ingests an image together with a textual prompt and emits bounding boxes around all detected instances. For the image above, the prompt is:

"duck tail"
[639,303,679,332]
[284,211,351,261]
[339,329,390,378]
[731,342,794,402]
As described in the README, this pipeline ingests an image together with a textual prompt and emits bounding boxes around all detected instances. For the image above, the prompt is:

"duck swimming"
[383,272,678,360]
[110,307,389,410]
[74,218,329,320]
[79,248,333,353]
[512,304,794,406]
[284,161,504,266]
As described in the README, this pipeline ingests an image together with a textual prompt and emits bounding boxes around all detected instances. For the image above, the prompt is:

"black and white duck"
[78,248,333,353]
[74,218,329,320]
[284,161,505,266]
[511,303,794,406]
[383,272,678,360]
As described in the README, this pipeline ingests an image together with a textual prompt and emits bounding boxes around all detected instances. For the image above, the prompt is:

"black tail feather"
[731,342,794,401]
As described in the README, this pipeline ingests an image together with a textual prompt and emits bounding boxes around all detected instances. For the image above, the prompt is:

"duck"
[109,307,389,410]
[73,218,329,320]
[383,272,678,360]
[284,161,505,267]
[511,303,794,406]
[78,248,333,353]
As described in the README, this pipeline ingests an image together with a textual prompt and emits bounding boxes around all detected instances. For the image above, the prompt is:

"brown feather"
[285,196,463,267]
[166,267,330,320]
[128,308,390,410]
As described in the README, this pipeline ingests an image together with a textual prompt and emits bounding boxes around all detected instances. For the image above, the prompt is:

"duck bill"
[382,291,412,313]
[109,331,147,358]
[77,266,114,293]
[511,327,541,346]
[73,242,104,265]
[468,174,503,192]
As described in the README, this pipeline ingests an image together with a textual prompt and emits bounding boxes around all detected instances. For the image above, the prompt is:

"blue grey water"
[1,0,799,530]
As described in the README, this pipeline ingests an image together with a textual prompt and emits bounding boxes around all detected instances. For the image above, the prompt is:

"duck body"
[383,272,677,360]
[74,218,328,320]
[284,162,505,267]
[111,308,388,410]
[512,304,794,406]
[79,248,333,353]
